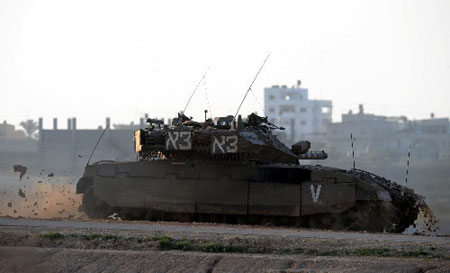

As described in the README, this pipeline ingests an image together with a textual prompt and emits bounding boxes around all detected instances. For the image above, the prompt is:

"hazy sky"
[1,0,449,129]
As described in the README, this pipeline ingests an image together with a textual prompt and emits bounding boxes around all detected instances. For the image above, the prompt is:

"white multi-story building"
[264,82,332,145]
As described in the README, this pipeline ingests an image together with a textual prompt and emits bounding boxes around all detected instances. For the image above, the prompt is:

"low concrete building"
[37,117,137,174]
[0,117,142,175]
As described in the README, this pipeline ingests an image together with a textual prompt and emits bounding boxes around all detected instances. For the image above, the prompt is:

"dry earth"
[0,218,449,273]
[1,246,449,273]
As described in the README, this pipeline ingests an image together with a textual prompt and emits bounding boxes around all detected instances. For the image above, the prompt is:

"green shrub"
[41,232,64,239]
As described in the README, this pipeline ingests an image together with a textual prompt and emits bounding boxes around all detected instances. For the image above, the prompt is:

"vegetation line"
[26,232,448,260]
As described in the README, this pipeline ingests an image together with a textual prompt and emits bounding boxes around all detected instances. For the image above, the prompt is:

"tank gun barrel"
[297,151,328,160]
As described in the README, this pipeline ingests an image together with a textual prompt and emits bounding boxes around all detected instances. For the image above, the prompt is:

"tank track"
[82,190,422,233]
[81,188,113,219]
[80,167,425,233]
[347,169,424,232]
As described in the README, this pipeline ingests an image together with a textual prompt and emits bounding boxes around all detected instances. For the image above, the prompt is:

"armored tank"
[76,113,427,232]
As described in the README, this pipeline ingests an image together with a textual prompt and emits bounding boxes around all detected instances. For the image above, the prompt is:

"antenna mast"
[86,124,109,166]
[183,67,210,113]
[234,53,271,120]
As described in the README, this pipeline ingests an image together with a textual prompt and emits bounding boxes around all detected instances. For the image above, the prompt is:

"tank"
[76,113,429,232]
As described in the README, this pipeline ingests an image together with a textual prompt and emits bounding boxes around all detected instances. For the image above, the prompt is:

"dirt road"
[0,217,449,272]
[1,246,449,273]
[0,217,447,243]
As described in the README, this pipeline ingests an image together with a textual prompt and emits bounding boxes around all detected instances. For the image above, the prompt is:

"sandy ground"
[0,217,447,244]
[1,246,449,273]
[0,218,449,273]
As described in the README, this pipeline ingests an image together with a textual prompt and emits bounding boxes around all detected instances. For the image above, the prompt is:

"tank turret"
[134,113,328,165]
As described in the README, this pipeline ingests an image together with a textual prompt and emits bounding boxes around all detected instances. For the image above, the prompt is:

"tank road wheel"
[308,201,398,232]
[82,188,113,219]
[344,201,399,232]
[117,208,147,220]
[308,213,349,231]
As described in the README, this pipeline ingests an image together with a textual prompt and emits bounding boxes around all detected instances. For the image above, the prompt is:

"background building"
[320,105,450,162]
[264,81,332,146]
[0,121,26,140]
[0,117,141,175]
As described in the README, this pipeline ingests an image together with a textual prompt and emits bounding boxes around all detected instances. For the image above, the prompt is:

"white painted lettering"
[178,131,192,150]
[166,131,179,149]
[227,135,238,153]
[212,136,226,154]
[310,184,322,203]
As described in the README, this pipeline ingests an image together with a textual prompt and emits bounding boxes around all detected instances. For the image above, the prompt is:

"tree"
[20,120,39,139]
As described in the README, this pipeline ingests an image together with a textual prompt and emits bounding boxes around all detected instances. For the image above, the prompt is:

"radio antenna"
[86,124,109,166]
[183,67,210,113]
[234,53,271,120]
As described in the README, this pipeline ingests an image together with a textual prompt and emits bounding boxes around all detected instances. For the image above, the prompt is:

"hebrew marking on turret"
[310,184,322,203]
[211,135,238,154]
[165,131,192,150]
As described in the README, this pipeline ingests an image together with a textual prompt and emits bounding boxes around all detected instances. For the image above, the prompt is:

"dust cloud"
[0,168,84,220]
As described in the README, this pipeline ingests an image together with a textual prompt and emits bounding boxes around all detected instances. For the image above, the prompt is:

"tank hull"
[77,160,423,232]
